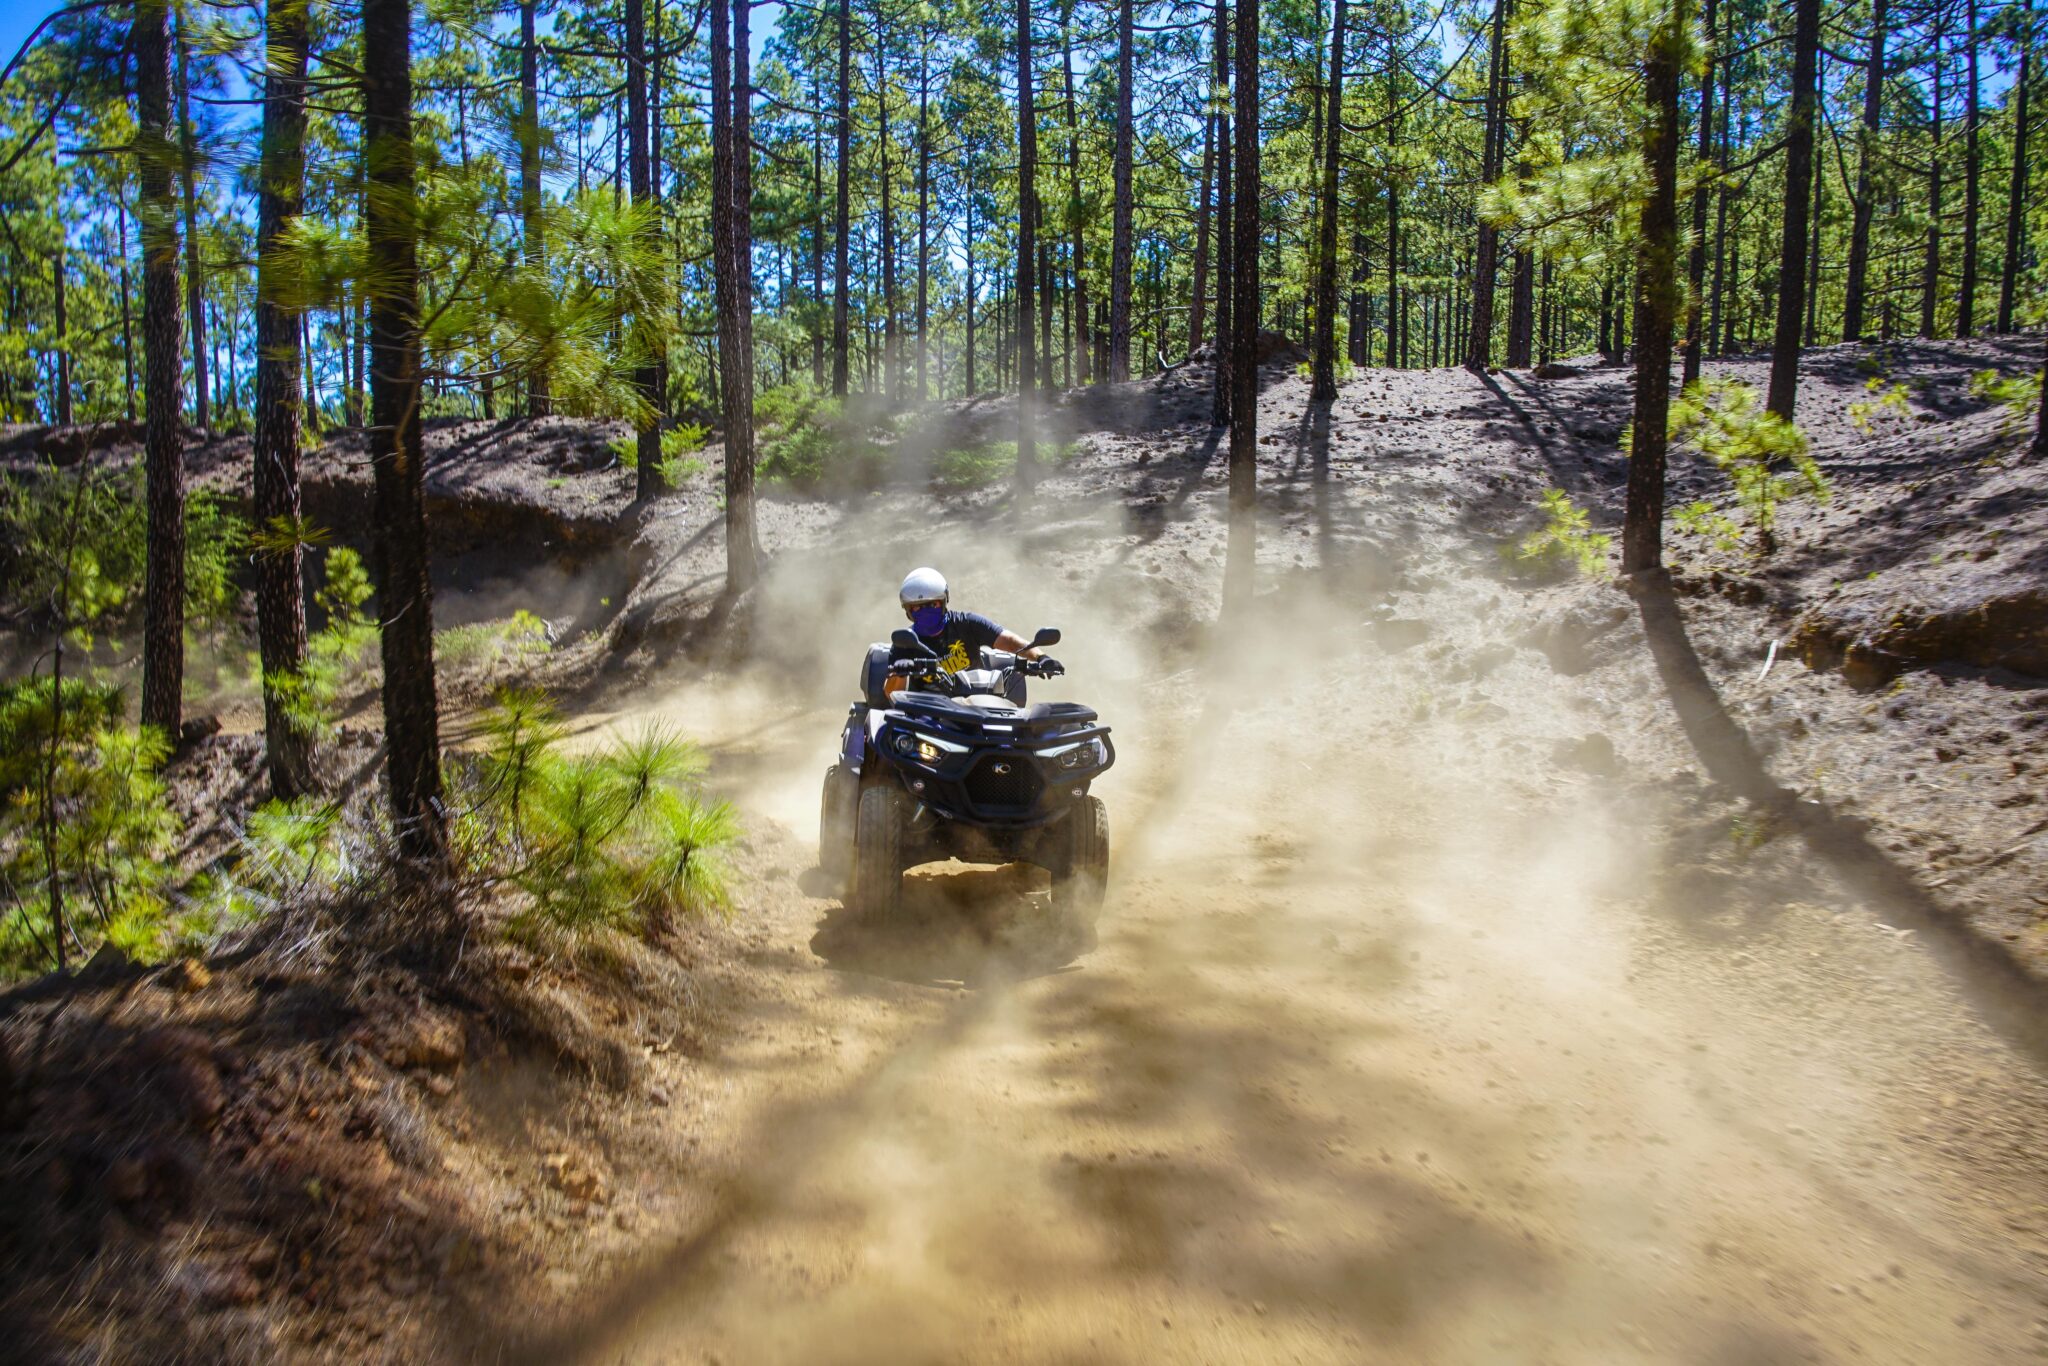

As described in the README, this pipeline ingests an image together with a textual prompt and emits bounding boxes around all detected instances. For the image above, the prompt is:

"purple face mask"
[911,603,946,637]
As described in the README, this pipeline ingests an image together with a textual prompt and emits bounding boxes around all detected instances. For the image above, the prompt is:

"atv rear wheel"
[818,764,857,889]
[1051,796,1109,941]
[850,786,906,921]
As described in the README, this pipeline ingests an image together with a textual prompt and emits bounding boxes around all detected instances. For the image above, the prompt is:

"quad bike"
[818,627,1115,946]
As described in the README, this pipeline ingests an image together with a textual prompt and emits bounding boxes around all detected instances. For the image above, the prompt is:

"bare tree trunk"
[52,245,70,424]
[965,178,978,394]
[253,0,315,799]
[628,0,664,498]
[1922,11,1945,338]
[119,201,135,422]
[135,0,184,739]
[917,35,931,403]
[877,36,899,405]
[1999,0,2030,332]
[1683,0,1716,384]
[1766,0,1819,418]
[1311,0,1347,399]
[1624,0,1688,576]
[363,0,445,861]
[1223,0,1259,614]
[1843,0,1885,340]
[1109,0,1134,382]
[1061,5,1093,385]
[833,0,852,396]
[1505,249,1535,367]
[712,0,759,588]
[521,0,548,414]
[174,17,208,434]
[1211,0,1233,425]
[1958,0,1980,337]
[1466,0,1509,370]
[1016,0,1037,487]
[1191,116,1213,355]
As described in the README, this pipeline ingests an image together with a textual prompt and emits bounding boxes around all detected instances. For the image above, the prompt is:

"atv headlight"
[892,729,964,763]
[1046,739,1105,770]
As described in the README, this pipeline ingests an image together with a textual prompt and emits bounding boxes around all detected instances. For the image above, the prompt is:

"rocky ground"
[3,337,2046,1363]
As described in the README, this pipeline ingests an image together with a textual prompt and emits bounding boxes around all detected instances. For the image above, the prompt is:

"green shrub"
[1509,487,1612,577]
[1671,499,1743,552]
[458,687,737,934]
[1847,378,1913,433]
[1969,368,2041,438]
[436,609,550,672]
[0,678,180,978]
[190,798,350,928]
[1660,380,1828,554]
[264,547,377,741]
[0,463,247,636]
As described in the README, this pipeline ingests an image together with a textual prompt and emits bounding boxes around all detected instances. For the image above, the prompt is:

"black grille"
[964,755,1043,813]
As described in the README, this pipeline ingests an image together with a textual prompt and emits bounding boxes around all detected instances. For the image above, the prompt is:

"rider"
[895,566,1046,681]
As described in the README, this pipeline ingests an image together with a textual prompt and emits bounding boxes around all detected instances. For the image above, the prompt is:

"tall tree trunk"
[174,18,207,434]
[732,0,759,585]
[917,38,931,403]
[1683,0,1716,384]
[1506,248,1532,366]
[1466,0,1510,370]
[253,0,314,799]
[135,0,184,739]
[1805,67,1827,346]
[52,245,71,425]
[1311,0,1347,399]
[1016,0,1037,487]
[1922,11,1944,338]
[521,0,548,414]
[965,179,978,394]
[1999,0,2030,332]
[1766,0,1820,418]
[1211,0,1234,425]
[1191,116,1214,354]
[1623,0,1688,576]
[363,0,445,861]
[712,0,759,588]
[1061,4,1092,385]
[1710,92,1732,354]
[1387,185,1403,366]
[1842,0,1884,340]
[1109,0,1135,382]
[119,201,135,422]
[651,0,668,433]
[877,39,899,404]
[2035,340,2048,458]
[813,75,826,384]
[833,0,852,395]
[1223,0,1260,613]
[628,0,663,498]
[1958,0,1980,337]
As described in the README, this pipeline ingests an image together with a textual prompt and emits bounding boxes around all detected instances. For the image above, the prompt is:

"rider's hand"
[1037,656,1065,677]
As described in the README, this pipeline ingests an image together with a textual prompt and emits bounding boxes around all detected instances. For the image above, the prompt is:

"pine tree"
[1310,0,1346,399]
[253,0,315,799]
[362,0,445,861]
[1223,0,1259,609]
[1766,0,1819,419]
[134,0,185,739]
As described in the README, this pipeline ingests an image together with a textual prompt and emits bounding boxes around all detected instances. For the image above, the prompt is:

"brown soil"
[5,340,2048,1362]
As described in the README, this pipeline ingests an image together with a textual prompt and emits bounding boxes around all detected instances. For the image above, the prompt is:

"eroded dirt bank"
[460,357,2048,1364]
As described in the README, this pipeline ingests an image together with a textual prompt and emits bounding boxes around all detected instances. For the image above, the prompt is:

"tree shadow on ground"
[1631,576,2048,1067]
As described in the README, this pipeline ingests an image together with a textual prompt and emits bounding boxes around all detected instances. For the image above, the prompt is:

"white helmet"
[899,566,949,606]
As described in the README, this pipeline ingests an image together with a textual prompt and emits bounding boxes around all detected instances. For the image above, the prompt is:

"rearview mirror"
[1029,627,1061,649]
[891,628,934,657]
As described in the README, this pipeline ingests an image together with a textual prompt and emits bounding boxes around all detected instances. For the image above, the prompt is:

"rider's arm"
[993,628,1040,660]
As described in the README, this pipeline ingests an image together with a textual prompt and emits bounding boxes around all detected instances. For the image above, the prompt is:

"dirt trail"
[472,365,2048,1365]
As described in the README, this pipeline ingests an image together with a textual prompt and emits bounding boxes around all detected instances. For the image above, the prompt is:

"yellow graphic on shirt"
[938,639,973,674]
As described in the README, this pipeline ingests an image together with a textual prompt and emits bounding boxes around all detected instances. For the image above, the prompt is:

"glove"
[1036,656,1065,677]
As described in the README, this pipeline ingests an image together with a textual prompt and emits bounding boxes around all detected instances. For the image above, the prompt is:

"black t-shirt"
[913,610,1005,674]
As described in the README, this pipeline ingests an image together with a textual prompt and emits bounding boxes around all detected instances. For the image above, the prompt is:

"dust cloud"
[493,394,2048,1365]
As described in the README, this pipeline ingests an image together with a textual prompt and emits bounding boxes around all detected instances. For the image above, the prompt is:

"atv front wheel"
[819,764,858,888]
[850,786,906,921]
[1052,796,1109,934]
